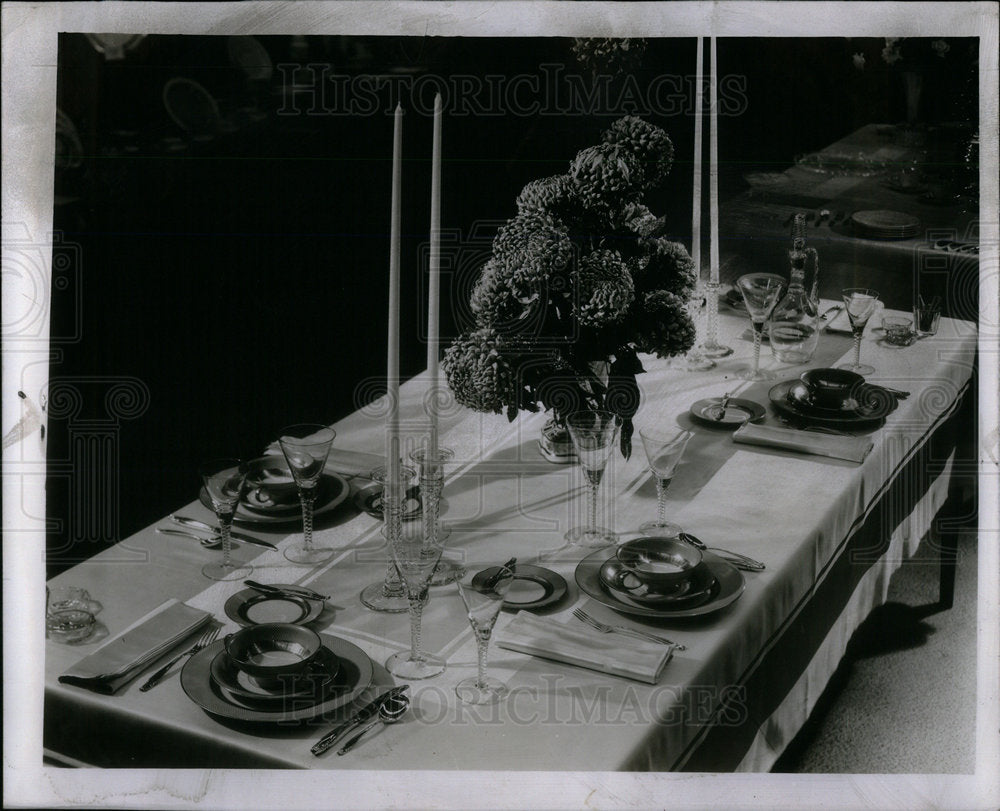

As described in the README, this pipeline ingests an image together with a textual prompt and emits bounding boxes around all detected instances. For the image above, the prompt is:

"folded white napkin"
[58,599,211,694]
[495,610,673,684]
[733,423,872,463]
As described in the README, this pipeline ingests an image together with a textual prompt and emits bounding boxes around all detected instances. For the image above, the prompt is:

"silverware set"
[312,686,410,756]
[156,515,277,550]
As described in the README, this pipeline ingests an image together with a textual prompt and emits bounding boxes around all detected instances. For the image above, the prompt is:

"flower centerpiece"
[442,116,696,460]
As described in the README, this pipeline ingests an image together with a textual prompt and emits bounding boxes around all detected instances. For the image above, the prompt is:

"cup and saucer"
[597,537,717,609]
[770,368,897,426]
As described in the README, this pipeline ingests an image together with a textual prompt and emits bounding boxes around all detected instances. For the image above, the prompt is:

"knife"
[170,515,278,549]
[170,515,277,549]
[244,579,329,602]
[311,685,409,756]
[157,527,279,551]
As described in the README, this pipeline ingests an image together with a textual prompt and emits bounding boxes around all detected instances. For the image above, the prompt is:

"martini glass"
[564,410,619,547]
[838,288,880,375]
[639,428,693,536]
[199,458,252,581]
[385,522,446,679]
[360,464,416,613]
[278,424,336,565]
[735,273,785,381]
[455,561,516,704]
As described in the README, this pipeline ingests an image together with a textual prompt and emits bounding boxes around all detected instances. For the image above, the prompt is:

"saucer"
[472,564,568,611]
[598,559,716,607]
[690,397,766,427]
[224,586,325,627]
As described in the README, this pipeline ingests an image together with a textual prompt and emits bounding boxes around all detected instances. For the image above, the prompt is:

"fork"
[572,608,684,651]
[139,626,220,692]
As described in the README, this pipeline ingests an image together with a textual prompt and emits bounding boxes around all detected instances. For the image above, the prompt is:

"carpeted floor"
[774,528,979,774]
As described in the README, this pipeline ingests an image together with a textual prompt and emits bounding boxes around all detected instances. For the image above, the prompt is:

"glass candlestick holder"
[410,446,462,586]
[359,465,414,613]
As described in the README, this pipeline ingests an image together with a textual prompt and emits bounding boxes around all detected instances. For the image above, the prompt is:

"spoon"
[679,532,766,572]
[714,392,732,421]
[156,527,224,548]
[337,694,410,755]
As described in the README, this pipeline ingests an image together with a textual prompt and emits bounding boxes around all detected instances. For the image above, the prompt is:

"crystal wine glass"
[564,410,619,547]
[199,458,252,581]
[455,561,516,704]
[360,464,416,613]
[639,428,693,536]
[736,273,786,381]
[278,424,336,565]
[385,522,446,679]
[838,288,880,375]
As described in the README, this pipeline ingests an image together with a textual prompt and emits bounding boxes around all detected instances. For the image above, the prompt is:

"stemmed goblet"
[410,446,462,586]
[736,273,786,381]
[838,288,880,375]
[455,561,516,704]
[384,522,446,679]
[278,424,336,565]
[360,464,416,613]
[564,410,619,547]
[199,458,252,581]
[639,428,693,536]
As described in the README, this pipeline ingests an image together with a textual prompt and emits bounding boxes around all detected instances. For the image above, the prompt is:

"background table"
[44,308,977,771]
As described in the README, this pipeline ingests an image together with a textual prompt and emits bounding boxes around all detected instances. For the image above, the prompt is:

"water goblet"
[278,424,336,565]
[384,522,447,680]
[455,561,516,705]
[639,428,693,536]
[736,273,786,381]
[360,464,416,613]
[838,288,880,375]
[199,458,252,581]
[564,410,619,547]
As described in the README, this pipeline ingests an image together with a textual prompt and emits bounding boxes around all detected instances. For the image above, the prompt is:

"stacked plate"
[769,378,898,427]
[574,549,745,619]
[180,632,374,723]
[199,455,349,525]
[850,209,920,240]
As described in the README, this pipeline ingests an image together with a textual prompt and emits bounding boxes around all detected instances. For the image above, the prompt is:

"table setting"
[43,46,978,774]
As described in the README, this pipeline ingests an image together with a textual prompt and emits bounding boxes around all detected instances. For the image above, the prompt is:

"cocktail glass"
[639,428,693,536]
[278,424,336,565]
[564,410,619,547]
[199,458,252,581]
[736,273,785,381]
[838,288,880,375]
[455,561,516,704]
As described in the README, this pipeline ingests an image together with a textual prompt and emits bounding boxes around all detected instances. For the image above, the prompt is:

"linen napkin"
[495,611,673,684]
[58,599,211,695]
[732,423,873,463]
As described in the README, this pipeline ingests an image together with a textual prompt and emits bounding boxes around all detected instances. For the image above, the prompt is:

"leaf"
[619,417,634,460]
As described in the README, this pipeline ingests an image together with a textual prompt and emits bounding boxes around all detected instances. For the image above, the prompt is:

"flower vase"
[538,417,576,464]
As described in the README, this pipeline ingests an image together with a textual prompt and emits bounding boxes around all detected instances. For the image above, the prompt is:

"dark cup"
[224,622,322,680]
[615,536,703,593]
[800,368,864,409]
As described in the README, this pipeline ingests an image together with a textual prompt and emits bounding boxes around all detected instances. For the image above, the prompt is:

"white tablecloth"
[44,308,977,770]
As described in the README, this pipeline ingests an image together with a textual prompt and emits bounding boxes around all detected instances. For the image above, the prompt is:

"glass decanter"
[769,213,820,365]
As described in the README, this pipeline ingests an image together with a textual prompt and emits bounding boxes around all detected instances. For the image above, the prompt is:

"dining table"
[720,122,979,317]
[43,302,977,772]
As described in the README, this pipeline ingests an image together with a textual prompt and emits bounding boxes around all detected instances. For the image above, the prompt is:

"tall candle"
[427,93,442,459]
[691,37,703,277]
[387,104,402,500]
[709,36,720,284]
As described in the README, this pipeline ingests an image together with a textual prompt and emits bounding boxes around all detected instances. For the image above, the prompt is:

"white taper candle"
[427,93,442,459]
[387,104,402,500]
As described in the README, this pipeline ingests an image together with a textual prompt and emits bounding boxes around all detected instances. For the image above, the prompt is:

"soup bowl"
[224,622,322,680]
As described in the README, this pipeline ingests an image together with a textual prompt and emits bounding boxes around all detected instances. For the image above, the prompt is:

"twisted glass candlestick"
[359,465,413,613]
[410,446,462,586]
[697,280,734,358]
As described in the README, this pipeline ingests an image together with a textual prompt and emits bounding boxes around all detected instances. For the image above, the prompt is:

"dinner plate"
[209,646,339,704]
[690,397,766,427]
[472,564,568,611]
[352,481,422,521]
[575,550,745,619]
[224,586,325,627]
[181,634,373,723]
[769,379,896,426]
[199,472,349,525]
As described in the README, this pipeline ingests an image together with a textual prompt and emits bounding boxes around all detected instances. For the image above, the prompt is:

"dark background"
[47,35,977,575]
